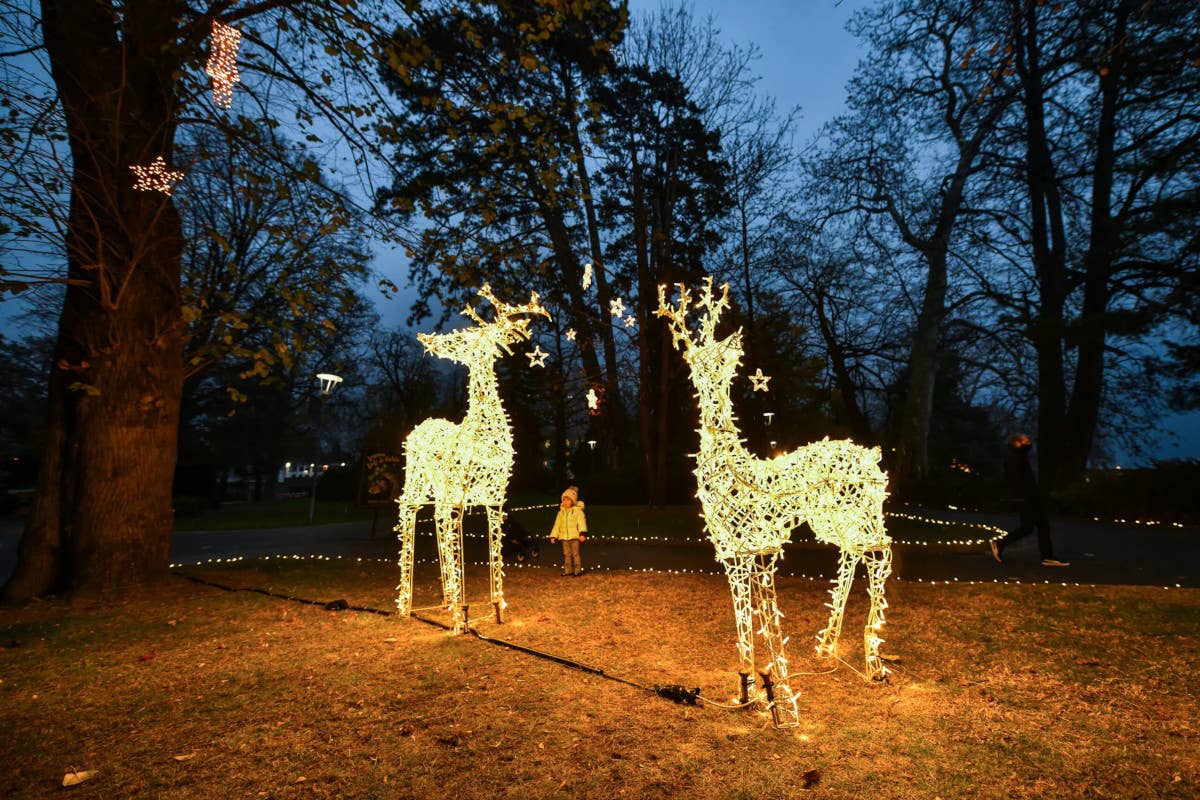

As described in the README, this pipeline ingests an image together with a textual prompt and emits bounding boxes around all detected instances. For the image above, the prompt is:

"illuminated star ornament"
[749,368,771,392]
[526,344,548,368]
[205,20,242,109]
[582,262,593,291]
[565,328,576,341]
[624,314,636,328]
[609,296,625,318]
[586,388,599,410]
[658,276,893,729]
[130,156,186,196]
[395,285,550,632]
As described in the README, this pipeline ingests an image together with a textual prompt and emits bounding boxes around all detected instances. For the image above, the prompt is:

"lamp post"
[308,372,343,524]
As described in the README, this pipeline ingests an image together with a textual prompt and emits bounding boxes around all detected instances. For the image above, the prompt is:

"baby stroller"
[500,514,541,564]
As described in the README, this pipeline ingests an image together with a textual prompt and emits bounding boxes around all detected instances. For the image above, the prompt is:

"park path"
[1,512,1195,589]
[167,510,1197,589]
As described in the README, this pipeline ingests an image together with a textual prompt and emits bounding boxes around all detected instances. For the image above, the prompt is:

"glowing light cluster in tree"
[129,156,185,195]
[658,277,894,728]
[395,285,550,632]
[205,20,242,109]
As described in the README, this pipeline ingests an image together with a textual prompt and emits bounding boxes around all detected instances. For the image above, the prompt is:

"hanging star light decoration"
[565,328,576,341]
[582,262,593,291]
[624,314,636,328]
[526,344,548,368]
[657,276,894,729]
[205,20,242,109]
[586,388,599,410]
[750,368,771,392]
[130,156,186,195]
[395,285,550,632]
[609,296,625,318]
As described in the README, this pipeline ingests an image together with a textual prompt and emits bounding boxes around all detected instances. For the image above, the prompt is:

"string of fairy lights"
[168,552,1189,591]
[130,19,244,196]
[169,495,1192,594]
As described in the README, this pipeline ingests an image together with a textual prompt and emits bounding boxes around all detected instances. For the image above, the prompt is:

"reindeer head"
[418,283,550,367]
[656,277,745,385]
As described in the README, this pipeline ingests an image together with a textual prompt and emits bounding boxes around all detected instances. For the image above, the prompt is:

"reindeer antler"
[656,282,694,353]
[452,283,551,356]
[656,277,731,353]
[477,283,549,322]
[695,277,731,344]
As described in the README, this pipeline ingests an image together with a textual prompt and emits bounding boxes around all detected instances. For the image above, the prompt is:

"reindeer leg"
[751,553,799,728]
[486,505,505,623]
[817,547,858,659]
[434,503,467,634]
[862,544,893,681]
[721,556,756,705]
[394,503,418,616]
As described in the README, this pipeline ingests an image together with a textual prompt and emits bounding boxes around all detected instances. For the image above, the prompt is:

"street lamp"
[308,372,342,523]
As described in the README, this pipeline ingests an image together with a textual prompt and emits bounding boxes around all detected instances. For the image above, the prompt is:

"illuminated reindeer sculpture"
[395,285,549,632]
[657,278,893,727]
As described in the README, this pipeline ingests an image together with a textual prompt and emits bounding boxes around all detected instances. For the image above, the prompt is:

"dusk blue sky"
[620,0,1195,463]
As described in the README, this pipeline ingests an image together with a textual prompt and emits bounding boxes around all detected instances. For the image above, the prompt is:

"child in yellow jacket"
[549,485,587,576]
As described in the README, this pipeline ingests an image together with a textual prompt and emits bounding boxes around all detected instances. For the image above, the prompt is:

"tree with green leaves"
[374,0,629,467]
[0,0,403,601]
[592,63,730,504]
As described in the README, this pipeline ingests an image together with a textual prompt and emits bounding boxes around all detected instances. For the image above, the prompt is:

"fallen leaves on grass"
[3,560,1197,800]
[62,770,97,787]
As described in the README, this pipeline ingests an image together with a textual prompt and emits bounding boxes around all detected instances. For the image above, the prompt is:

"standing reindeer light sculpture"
[395,284,549,632]
[657,277,894,728]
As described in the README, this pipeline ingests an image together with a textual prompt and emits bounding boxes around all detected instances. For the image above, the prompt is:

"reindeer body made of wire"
[395,285,549,632]
[657,278,893,727]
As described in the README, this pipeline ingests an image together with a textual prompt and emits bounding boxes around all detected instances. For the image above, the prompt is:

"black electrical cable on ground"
[173,571,702,707]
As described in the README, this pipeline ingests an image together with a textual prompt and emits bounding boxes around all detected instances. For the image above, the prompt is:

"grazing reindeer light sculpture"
[657,277,894,727]
[395,285,549,632]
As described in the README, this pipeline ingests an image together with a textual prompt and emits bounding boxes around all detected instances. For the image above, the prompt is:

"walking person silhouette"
[990,434,1069,567]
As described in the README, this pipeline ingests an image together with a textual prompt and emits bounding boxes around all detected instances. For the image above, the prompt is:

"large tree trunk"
[735,195,767,448]
[1058,1,1129,489]
[630,155,659,505]
[812,291,871,440]
[893,249,947,485]
[650,177,678,507]
[1015,0,1070,493]
[3,0,185,602]
[563,68,624,472]
[888,87,1007,487]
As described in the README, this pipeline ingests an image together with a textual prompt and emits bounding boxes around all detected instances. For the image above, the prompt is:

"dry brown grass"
[1,558,1197,799]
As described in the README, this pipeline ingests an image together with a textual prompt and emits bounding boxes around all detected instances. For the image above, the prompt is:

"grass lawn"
[1,558,1195,798]
[173,499,377,531]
